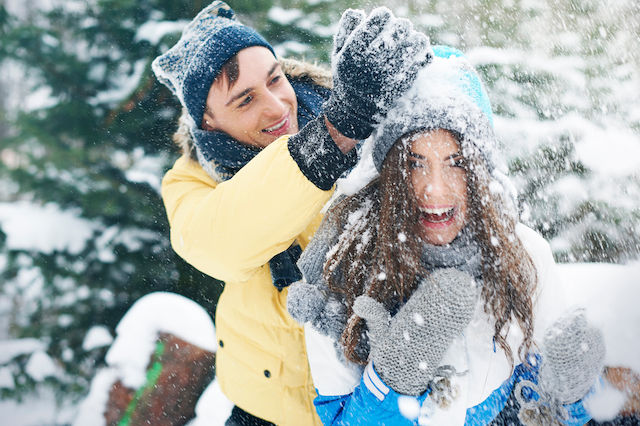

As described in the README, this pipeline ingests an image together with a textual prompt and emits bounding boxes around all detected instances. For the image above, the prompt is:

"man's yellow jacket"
[162,136,332,425]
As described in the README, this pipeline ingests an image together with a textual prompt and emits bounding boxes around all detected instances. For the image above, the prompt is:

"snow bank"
[105,292,216,389]
[558,261,640,372]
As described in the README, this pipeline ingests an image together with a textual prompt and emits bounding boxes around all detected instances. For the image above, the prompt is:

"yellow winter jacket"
[162,136,332,425]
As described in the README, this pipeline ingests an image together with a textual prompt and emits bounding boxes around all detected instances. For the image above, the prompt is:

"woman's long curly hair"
[323,130,537,369]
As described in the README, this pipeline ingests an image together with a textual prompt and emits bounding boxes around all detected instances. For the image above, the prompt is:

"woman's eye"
[270,75,281,85]
[450,157,466,169]
[409,160,423,170]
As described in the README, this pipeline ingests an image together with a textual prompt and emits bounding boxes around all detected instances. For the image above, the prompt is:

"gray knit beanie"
[151,1,274,129]
[371,45,496,173]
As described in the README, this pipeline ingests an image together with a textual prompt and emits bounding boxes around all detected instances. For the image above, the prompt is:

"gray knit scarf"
[419,226,483,281]
[289,222,484,352]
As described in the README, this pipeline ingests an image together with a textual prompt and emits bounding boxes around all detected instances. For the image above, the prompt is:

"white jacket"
[304,224,591,425]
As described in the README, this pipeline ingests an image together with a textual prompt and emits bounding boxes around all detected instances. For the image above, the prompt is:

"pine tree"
[0,0,224,402]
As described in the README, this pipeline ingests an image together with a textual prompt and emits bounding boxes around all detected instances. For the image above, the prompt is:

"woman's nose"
[422,168,448,198]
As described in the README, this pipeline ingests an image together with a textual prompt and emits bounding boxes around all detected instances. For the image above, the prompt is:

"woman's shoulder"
[515,223,554,267]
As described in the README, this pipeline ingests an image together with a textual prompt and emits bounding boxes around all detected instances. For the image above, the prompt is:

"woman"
[287,46,605,425]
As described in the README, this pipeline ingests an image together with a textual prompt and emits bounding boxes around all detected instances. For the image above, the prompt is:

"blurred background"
[0,0,638,421]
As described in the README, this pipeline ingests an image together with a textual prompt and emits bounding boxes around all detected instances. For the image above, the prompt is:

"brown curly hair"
[323,130,537,369]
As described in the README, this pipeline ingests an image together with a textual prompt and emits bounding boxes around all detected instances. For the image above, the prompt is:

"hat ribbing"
[371,45,496,172]
[152,1,274,128]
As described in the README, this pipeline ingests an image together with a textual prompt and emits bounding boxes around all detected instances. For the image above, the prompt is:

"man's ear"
[202,109,215,131]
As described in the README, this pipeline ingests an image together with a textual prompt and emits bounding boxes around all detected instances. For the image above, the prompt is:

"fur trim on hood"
[172,58,332,161]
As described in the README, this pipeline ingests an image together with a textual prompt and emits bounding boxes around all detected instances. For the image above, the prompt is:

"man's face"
[202,46,299,148]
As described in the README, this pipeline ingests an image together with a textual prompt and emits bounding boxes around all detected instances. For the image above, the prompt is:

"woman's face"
[409,129,468,245]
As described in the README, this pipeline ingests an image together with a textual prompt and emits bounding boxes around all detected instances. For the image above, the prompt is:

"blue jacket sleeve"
[498,359,595,426]
[313,362,431,425]
[312,355,594,426]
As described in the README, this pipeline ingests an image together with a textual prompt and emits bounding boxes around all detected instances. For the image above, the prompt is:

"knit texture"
[539,309,605,404]
[323,7,433,140]
[151,1,274,128]
[516,309,605,424]
[288,199,483,348]
[287,204,347,342]
[420,226,482,280]
[371,45,495,173]
[353,268,479,395]
[287,115,357,191]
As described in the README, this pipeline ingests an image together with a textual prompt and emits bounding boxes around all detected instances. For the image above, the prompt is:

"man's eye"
[238,95,253,107]
[270,75,281,85]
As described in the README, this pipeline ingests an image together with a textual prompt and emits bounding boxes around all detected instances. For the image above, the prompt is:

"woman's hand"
[517,309,605,424]
[353,268,478,395]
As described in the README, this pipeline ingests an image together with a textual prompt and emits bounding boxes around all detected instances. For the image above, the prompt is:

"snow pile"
[105,292,217,388]
[74,292,217,425]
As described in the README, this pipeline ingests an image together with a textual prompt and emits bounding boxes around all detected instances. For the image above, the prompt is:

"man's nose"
[263,90,287,117]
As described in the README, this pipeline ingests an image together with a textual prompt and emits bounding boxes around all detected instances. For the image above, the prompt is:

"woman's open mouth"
[419,206,457,228]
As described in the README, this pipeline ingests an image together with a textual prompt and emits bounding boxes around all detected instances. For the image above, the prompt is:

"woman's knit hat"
[151,1,274,129]
[371,45,497,172]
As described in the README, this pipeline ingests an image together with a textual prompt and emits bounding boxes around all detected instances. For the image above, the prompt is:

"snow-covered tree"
[0,0,223,404]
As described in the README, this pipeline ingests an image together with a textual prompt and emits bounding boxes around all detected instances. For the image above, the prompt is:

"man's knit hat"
[151,1,274,129]
[371,45,496,172]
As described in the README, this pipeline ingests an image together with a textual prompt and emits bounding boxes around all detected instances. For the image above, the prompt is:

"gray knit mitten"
[516,309,605,424]
[353,268,478,396]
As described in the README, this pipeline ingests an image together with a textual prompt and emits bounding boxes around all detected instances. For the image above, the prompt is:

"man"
[152,2,431,424]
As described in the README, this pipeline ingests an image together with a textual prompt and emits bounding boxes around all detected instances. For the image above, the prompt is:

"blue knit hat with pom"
[371,45,496,172]
[152,1,274,129]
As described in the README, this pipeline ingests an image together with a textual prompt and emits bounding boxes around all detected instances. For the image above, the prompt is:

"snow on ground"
[0,260,638,424]
[559,261,640,373]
